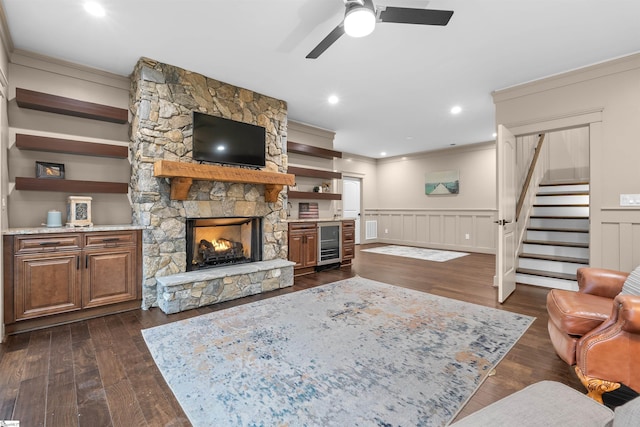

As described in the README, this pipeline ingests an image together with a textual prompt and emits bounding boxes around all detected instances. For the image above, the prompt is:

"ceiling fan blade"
[306,23,345,59]
[379,7,453,26]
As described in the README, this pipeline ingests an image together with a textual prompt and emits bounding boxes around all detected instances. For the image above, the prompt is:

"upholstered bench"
[449,381,639,427]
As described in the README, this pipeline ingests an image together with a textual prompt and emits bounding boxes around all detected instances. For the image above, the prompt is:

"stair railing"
[516,133,545,221]
[515,133,549,253]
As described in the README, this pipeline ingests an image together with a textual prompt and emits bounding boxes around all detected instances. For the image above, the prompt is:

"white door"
[343,177,361,244]
[497,125,517,303]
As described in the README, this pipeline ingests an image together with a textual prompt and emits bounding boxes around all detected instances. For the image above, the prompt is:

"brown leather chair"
[546,267,640,402]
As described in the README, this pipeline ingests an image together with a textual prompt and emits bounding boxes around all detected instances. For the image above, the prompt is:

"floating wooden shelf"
[288,191,342,201]
[288,166,342,180]
[153,160,295,202]
[287,141,342,159]
[15,177,129,194]
[15,88,128,124]
[15,134,128,158]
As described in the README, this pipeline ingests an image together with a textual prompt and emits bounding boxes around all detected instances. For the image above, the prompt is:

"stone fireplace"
[186,217,262,271]
[129,57,294,313]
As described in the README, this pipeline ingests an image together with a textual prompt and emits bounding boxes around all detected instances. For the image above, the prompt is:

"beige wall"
[376,142,496,209]
[286,121,338,219]
[6,51,131,228]
[335,154,378,243]
[494,53,640,271]
[364,142,497,252]
[0,14,9,341]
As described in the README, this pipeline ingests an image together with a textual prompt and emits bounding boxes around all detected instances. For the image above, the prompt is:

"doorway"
[342,176,361,244]
[496,111,600,303]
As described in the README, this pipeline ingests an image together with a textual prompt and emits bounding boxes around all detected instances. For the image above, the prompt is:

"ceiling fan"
[306,0,454,59]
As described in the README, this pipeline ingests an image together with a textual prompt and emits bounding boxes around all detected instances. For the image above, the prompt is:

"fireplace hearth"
[186,217,262,271]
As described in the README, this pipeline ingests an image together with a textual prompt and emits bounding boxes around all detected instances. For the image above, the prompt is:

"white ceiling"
[2,0,640,158]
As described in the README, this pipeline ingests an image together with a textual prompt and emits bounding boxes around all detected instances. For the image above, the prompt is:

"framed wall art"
[425,170,459,195]
[36,161,65,179]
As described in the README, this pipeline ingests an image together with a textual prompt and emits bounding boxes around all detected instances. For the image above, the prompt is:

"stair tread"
[540,181,589,187]
[519,253,589,264]
[527,227,589,233]
[530,215,589,219]
[516,268,577,281]
[523,239,589,248]
[533,203,590,207]
[536,191,590,197]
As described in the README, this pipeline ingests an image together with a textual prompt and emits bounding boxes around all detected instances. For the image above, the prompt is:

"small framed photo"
[36,161,65,179]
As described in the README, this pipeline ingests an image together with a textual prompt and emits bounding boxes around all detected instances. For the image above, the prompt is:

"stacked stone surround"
[129,57,291,310]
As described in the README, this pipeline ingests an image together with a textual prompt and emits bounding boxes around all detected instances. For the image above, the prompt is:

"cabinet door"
[303,230,318,267]
[342,221,355,261]
[288,230,305,268]
[14,252,82,320]
[83,247,137,308]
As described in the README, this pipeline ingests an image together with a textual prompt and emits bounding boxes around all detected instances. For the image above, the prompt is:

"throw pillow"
[621,266,640,296]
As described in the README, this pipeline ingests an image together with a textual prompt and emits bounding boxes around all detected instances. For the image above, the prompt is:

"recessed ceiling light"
[380,151,387,156]
[492,132,497,138]
[84,1,106,17]
[328,95,339,105]
[450,105,462,115]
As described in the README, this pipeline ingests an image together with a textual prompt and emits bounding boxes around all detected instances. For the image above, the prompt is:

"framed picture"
[425,170,459,195]
[36,161,65,179]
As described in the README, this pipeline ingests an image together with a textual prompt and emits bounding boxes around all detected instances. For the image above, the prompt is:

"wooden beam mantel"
[153,160,295,202]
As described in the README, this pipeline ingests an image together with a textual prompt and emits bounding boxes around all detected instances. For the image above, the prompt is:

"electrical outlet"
[465,233,470,240]
[620,194,640,206]
[384,228,389,234]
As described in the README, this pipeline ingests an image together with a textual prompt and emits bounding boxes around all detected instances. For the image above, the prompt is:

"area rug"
[361,245,470,262]
[142,276,533,426]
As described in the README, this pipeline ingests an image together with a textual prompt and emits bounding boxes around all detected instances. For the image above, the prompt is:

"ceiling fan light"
[344,7,376,38]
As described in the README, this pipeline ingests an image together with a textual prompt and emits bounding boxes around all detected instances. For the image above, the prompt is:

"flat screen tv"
[192,111,266,168]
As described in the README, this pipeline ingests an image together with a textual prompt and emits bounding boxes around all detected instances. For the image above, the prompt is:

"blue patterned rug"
[361,245,469,262]
[142,277,533,426]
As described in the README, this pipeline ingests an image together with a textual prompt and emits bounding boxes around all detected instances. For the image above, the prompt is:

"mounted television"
[192,111,266,168]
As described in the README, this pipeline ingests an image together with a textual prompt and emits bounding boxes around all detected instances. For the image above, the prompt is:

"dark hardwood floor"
[0,244,583,426]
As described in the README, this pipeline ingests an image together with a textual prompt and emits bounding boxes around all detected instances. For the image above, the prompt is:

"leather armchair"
[546,267,640,401]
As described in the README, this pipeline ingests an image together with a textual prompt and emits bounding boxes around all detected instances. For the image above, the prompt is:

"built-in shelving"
[287,190,341,201]
[287,166,342,180]
[287,141,342,159]
[15,134,128,159]
[14,177,129,194]
[286,142,343,201]
[15,88,128,124]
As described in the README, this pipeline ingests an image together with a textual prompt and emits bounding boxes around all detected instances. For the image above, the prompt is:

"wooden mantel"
[153,160,295,202]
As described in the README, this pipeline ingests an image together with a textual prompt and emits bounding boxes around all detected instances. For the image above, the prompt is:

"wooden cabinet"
[83,229,138,308]
[288,220,355,275]
[342,219,355,266]
[14,251,82,320]
[288,222,318,275]
[3,229,141,333]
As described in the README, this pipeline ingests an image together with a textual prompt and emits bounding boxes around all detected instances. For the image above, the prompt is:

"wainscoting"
[596,208,640,272]
[364,209,497,254]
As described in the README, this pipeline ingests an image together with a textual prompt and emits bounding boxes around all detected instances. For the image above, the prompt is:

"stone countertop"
[3,224,148,235]
[283,217,347,223]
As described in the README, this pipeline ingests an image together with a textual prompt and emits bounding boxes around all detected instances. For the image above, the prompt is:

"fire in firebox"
[195,238,246,267]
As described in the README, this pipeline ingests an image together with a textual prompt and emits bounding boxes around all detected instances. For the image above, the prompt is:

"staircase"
[516,182,589,290]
